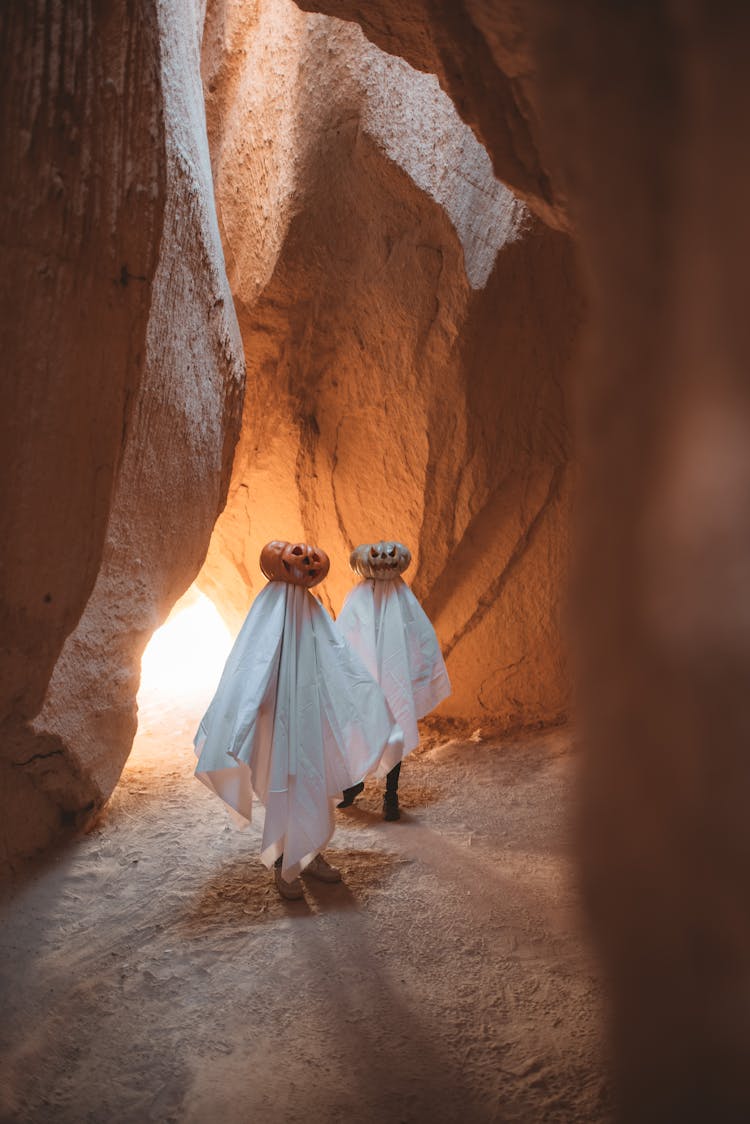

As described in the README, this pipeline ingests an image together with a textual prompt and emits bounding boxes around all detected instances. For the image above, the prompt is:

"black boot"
[383,762,401,821]
[383,792,400,821]
[337,781,365,808]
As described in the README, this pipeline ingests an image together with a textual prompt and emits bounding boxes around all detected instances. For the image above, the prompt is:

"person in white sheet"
[194,539,403,900]
[335,541,451,820]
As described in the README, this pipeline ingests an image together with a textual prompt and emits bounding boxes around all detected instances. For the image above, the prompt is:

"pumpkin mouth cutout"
[282,559,319,578]
[350,540,412,581]
[369,548,398,568]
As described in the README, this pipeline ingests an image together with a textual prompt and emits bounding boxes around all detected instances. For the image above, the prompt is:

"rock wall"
[1,0,244,864]
[5,0,750,1115]
[292,0,564,230]
[0,1,165,858]
[198,0,582,728]
[529,4,750,1119]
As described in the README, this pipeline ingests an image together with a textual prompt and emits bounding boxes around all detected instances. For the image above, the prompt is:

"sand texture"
[0,696,608,1123]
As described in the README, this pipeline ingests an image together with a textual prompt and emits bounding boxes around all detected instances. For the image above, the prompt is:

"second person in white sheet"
[335,541,451,820]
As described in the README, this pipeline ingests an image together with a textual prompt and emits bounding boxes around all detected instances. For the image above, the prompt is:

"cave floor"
[0,704,610,1123]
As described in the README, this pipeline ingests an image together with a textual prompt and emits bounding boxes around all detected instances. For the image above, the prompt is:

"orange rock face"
[197,0,583,731]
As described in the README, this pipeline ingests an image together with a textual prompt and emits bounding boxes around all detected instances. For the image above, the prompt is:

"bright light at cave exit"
[137,584,233,716]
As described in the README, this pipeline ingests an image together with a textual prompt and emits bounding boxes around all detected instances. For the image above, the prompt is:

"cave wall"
[0,1,166,858]
[0,0,244,864]
[198,0,583,727]
[529,4,750,1119]
[4,0,750,1115]
[292,0,564,230]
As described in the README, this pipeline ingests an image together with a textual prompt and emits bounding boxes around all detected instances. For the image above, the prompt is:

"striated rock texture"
[1,0,244,864]
[0,2,165,857]
[198,0,582,728]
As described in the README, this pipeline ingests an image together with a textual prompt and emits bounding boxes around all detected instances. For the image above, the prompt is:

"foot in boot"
[383,792,400,821]
[274,865,304,900]
[337,781,364,808]
[303,853,342,883]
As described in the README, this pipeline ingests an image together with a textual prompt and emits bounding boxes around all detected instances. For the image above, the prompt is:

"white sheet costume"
[194,581,402,880]
[336,576,451,774]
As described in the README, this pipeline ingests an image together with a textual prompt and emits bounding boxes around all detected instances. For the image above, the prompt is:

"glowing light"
[138,586,233,713]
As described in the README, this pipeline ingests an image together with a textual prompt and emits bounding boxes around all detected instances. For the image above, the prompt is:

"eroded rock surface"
[5,0,750,1116]
[2,0,244,863]
[0,1,166,859]
[198,0,582,728]
[291,0,563,229]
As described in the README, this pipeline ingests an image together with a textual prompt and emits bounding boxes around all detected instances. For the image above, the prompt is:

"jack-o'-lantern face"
[350,541,411,581]
[260,540,330,588]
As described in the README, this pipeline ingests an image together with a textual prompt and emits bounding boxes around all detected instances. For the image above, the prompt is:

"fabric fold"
[194,582,402,879]
[336,577,451,774]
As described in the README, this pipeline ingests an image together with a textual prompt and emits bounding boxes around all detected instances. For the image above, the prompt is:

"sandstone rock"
[0,0,166,859]
[197,0,582,730]
[290,0,563,229]
[528,3,750,1117]
[5,0,750,1115]
[2,0,244,864]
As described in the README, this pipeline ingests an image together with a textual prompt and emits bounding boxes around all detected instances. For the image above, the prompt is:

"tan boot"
[303,853,342,883]
[274,865,304,900]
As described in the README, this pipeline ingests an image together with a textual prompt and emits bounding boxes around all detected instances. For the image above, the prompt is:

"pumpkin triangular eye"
[370,547,378,557]
[388,547,396,556]
[291,545,303,556]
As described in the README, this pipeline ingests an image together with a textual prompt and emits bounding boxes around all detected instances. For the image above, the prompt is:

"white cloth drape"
[194,582,402,878]
[336,578,451,774]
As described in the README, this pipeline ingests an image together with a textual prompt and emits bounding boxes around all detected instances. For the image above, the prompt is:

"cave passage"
[193,0,580,733]
[0,0,601,1114]
[28,7,604,1115]
[4,0,750,1116]
[137,585,232,733]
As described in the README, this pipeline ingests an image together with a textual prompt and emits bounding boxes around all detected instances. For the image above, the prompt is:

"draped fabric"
[194,582,402,879]
[336,578,451,774]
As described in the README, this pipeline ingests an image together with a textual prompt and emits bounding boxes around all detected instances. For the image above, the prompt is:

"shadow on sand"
[177,847,408,933]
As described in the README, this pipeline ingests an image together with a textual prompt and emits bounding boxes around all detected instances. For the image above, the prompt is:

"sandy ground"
[0,686,611,1123]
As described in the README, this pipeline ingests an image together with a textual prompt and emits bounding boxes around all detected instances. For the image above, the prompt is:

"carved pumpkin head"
[260,540,330,588]
[350,541,411,581]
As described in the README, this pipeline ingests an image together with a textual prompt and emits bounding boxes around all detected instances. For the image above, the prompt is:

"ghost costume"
[336,577,451,775]
[194,581,402,880]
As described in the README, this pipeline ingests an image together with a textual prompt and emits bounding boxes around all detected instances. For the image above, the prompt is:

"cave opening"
[137,586,231,731]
